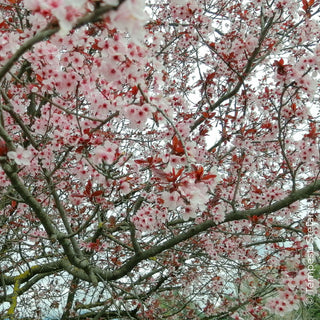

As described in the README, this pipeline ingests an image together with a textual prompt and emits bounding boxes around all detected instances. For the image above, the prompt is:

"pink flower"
[7,146,33,166]
[124,104,152,129]
[182,205,197,220]
[25,0,86,35]
[161,191,182,210]
[91,142,118,165]
[132,205,168,233]
[119,181,131,195]
[100,62,122,82]
[109,0,148,42]
[23,0,41,11]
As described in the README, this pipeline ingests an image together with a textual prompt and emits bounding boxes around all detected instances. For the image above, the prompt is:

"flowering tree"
[0,0,319,319]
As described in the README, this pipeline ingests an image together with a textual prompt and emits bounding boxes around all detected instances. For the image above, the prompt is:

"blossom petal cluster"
[7,146,33,166]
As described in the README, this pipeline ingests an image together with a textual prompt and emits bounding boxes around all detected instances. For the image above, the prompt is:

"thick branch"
[67,308,139,320]
[61,277,80,320]
[1,261,63,287]
[224,180,320,221]
[106,180,320,281]
[0,159,87,270]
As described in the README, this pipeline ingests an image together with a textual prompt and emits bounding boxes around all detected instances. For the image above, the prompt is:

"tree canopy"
[0,0,319,319]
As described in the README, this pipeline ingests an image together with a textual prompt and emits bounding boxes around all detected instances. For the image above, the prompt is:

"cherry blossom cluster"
[0,0,319,318]
[132,205,168,233]
[265,268,319,316]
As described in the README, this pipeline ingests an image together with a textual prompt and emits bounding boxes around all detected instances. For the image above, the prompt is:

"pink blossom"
[124,104,152,129]
[7,146,33,166]
[211,205,225,223]
[161,191,182,210]
[131,196,169,233]
[29,230,47,239]
[109,0,148,41]
[23,0,41,11]
[231,312,243,320]
[25,0,86,35]
[55,70,81,95]
[119,181,131,195]
[80,239,107,252]
[182,205,197,220]
[91,142,118,165]
[179,180,210,211]
[245,36,258,53]
[100,62,123,82]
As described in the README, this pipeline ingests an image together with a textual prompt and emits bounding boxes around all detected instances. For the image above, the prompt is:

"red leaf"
[131,85,139,95]
[91,190,104,197]
[245,128,257,135]
[302,0,314,13]
[166,167,184,183]
[135,159,148,164]
[261,121,272,129]
[71,193,85,198]
[0,140,8,156]
[250,215,259,223]
[273,58,288,75]
[201,174,217,181]
[191,164,204,182]
[36,74,43,83]
[302,0,308,11]
[205,72,215,83]
[75,145,85,153]
[200,128,208,136]
[304,122,317,139]
[152,111,160,126]
[135,156,161,165]
[252,185,263,194]
[7,90,13,99]
[85,180,92,197]
[0,21,9,29]
[167,135,185,156]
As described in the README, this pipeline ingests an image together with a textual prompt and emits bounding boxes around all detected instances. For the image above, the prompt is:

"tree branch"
[0,1,127,81]
[106,179,320,281]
